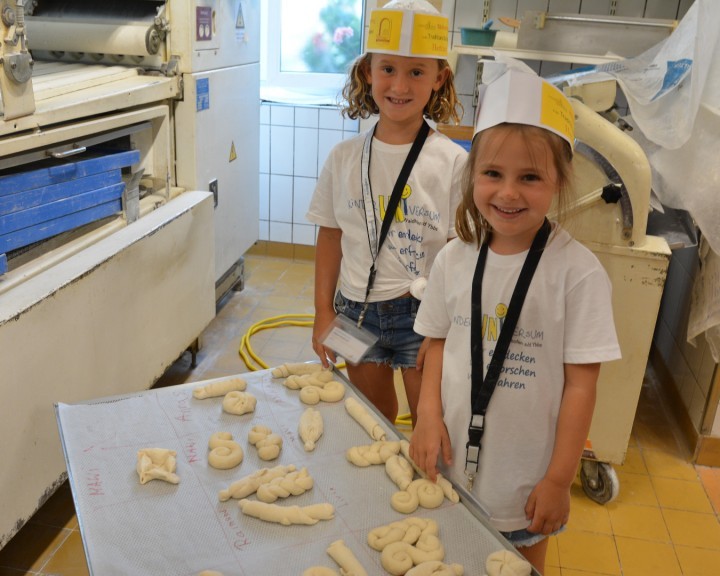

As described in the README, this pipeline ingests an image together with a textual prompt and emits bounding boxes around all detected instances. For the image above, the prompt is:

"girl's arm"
[525,362,599,534]
[312,226,343,367]
[409,337,453,481]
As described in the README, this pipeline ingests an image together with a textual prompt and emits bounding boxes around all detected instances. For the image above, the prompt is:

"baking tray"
[55,366,524,575]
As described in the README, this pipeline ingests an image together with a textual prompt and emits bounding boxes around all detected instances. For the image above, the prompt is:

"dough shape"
[300,381,346,404]
[385,454,415,489]
[399,440,460,504]
[345,397,386,440]
[391,479,445,514]
[326,539,369,576]
[284,370,335,390]
[256,467,314,503]
[248,425,283,460]
[208,432,243,469]
[302,568,339,576]
[272,362,325,378]
[485,550,532,576]
[368,517,439,551]
[222,390,257,415]
[218,464,296,501]
[299,407,324,451]
[136,448,180,485]
[405,561,464,576]
[381,536,445,576]
[238,499,334,525]
[346,441,401,466]
[198,571,225,576]
[192,377,247,399]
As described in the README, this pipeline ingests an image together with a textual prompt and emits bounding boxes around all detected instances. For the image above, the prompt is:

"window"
[261,0,364,100]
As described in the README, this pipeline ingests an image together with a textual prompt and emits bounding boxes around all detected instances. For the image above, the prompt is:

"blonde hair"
[340,53,463,125]
[456,124,574,247]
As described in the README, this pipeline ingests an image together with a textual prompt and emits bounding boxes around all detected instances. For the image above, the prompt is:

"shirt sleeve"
[414,244,452,338]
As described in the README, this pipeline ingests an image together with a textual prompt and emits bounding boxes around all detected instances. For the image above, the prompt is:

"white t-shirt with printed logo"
[306,130,467,302]
[414,227,621,532]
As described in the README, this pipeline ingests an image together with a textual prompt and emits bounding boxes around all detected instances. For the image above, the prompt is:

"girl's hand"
[311,310,337,368]
[524,476,570,535]
[408,415,453,482]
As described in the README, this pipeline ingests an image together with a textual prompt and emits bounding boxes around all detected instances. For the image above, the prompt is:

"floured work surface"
[56,367,514,575]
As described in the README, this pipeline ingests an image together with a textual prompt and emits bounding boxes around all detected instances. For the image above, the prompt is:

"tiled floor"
[1,253,719,575]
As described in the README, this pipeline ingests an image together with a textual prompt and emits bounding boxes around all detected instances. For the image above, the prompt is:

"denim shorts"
[333,292,424,369]
[500,525,566,548]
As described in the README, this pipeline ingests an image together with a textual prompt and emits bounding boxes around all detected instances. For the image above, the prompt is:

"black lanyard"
[357,120,431,327]
[465,219,551,485]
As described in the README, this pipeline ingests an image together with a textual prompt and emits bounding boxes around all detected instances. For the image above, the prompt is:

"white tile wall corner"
[269,174,293,223]
[259,219,269,241]
[259,173,270,220]
[270,125,294,175]
[294,128,319,178]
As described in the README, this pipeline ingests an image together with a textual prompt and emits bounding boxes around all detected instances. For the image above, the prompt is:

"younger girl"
[307,0,466,425]
[409,66,621,573]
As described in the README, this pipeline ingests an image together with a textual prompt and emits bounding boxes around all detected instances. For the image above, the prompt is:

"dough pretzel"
[222,390,257,415]
[385,454,414,489]
[284,371,335,390]
[345,397,386,440]
[405,561,464,576]
[192,377,247,399]
[346,441,401,466]
[299,407,324,451]
[367,517,439,551]
[272,362,325,378]
[136,448,180,485]
[326,539,369,576]
[218,464,296,501]
[248,425,283,460]
[486,550,532,576]
[256,467,314,503]
[300,381,346,404]
[391,479,445,514]
[238,499,335,525]
[208,432,243,469]
[399,440,459,504]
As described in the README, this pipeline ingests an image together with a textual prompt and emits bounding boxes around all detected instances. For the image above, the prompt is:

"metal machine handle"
[46,146,87,159]
[541,14,676,29]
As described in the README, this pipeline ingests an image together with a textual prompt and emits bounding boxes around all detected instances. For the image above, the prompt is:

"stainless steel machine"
[0,0,259,548]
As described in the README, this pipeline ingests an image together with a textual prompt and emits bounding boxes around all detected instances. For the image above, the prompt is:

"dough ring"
[299,407,324,451]
[326,539,369,576]
[346,441,401,466]
[284,371,335,390]
[300,381,346,404]
[486,550,532,576]
[238,499,334,525]
[405,561,464,576]
[208,432,244,469]
[385,454,415,490]
[222,390,257,415]
[248,425,283,460]
[345,397,386,440]
[192,377,247,399]
[391,479,445,514]
[136,448,180,485]
[256,467,314,503]
[218,464,296,501]
[272,362,325,378]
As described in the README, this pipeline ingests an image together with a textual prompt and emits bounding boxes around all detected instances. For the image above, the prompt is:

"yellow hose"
[237,313,412,429]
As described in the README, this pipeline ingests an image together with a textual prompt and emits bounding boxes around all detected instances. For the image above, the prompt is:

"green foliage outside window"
[301,0,362,74]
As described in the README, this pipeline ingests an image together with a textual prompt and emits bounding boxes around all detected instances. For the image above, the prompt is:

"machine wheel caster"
[580,459,619,504]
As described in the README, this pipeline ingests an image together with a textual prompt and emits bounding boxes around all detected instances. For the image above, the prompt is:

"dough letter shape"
[208,432,244,469]
[238,499,334,525]
[300,381,345,404]
[381,536,445,576]
[256,467,314,503]
[222,390,257,415]
[346,441,401,466]
[136,448,180,485]
[400,440,459,503]
[218,464,296,501]
[299,407,324,451]
[391,479,445,514]
[192,377,247,399]
[405,561,464,576]
[345,397,386,440]
[326,539,369,576]
[485,550,532,576]
[272,362,325,378]
[248,425,283,460]
[285,371,335,390]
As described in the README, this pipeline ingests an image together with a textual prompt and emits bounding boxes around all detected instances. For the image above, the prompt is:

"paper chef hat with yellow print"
[473,59,575,150]
[366,0,449,60]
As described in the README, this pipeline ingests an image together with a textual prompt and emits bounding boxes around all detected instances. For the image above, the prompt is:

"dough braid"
[326,539,369,576]
[272,362,325,378]
[344,397,386,440]
[218,464,296,501]
[385,454,414,489]
[284,371,335,390]
[485,550,532,576]
[299,407,324,451]
[207,432,243,469]
[346,441,401,467]
[192,377,247,399]
[405,561,464,576]
[238,499,334,525]
[256,467,314,503]
[367,517,439,551]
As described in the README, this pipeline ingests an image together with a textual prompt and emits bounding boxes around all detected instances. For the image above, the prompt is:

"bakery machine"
[0,0,259,548]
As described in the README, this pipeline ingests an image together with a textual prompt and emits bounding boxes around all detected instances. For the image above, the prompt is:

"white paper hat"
[366,0,449,59]
[473,61,575,150]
